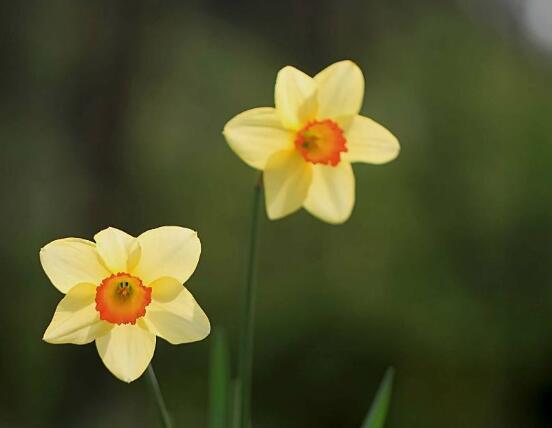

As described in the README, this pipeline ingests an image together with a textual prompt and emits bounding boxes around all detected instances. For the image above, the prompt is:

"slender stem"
[237,175,263,428]
[147,364,173,428]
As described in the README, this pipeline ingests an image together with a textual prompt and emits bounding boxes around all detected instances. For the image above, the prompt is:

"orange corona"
[294,119,347,166]
[95,273,152,325]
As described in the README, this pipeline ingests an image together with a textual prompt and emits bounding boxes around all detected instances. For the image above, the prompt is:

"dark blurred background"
[2,0,552,427]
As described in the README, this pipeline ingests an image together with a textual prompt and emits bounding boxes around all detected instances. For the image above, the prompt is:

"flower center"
[95,273,152,325]
[295,119,347,166]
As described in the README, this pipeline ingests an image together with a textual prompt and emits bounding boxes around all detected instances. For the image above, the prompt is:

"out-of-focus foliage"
[1,0,552,427]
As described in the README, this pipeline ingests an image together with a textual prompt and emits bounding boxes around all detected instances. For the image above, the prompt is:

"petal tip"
[94,226,124,242]
[42,328,57,344]
[336,59,357,67]
[266,206,300,221]
[266,210,281,221]
[265,202,285,220]
[200,318,212,341]
[309,209,352,225]
[278,65,295,74]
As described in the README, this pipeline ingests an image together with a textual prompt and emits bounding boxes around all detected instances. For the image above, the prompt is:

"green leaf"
[361,367,395,428]
[209,328,230,428]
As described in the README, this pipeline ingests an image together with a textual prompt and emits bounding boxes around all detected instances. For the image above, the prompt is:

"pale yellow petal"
[223,107,293,170]
[95,323,156,383]
[342,115,400,164]
[263,149,312,220]
[304,162,355,224]
[142,277,210,345]
[43,283,112,344]
[94,227,141,274]
[40,238,110,293]
[275,66,317,130]
[132,226,201,285]
[314,60,364,121]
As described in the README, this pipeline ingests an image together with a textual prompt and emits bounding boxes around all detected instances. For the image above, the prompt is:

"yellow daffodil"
[41,226,210,382]
[223,60,400,224]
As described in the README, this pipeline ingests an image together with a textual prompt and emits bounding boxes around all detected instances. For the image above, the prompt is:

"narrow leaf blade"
[361,367,395,428]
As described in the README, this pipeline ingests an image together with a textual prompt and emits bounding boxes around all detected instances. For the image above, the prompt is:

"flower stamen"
[95,273,152,325]
[295,119,347,166]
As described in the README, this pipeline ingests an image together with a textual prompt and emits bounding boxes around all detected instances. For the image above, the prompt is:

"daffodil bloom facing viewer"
[41,226,210,382]
[223,60,400,224]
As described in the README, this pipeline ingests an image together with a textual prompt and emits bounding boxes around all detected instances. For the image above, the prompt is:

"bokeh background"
[2,0,552,427]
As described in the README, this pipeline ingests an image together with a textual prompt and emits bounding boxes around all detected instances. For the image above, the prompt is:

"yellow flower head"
[223,60,400,224]
[41,226,210,382]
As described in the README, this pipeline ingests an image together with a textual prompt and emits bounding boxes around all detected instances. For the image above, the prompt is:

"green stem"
[147,364,173,428]
[237,175,263,428]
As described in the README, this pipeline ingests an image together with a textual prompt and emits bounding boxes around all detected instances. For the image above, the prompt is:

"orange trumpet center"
[95,273,152,325]
[295,119,347,166]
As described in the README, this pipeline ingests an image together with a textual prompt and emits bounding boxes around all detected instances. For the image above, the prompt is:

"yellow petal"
[132,226,201,285]
[223,107,293,170]
[142,277,210,345]
[94,227,141,274]
[314,60,364,121]
[304,161,355,224]
[342,115,400,164]
[95,323,156,383]
[40,238,110,293]
[275,66,317,130]
[264,149,312,220]
[43,283,112,344]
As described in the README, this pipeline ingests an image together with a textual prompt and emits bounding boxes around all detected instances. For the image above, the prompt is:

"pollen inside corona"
[95,272,152,325]
[294,119,347,166]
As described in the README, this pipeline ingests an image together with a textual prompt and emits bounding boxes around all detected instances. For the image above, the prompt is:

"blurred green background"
[2,0,552,427]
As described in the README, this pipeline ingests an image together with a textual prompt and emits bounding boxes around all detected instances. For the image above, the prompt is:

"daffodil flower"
[41,226,210,382]
[223,60,400,224]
